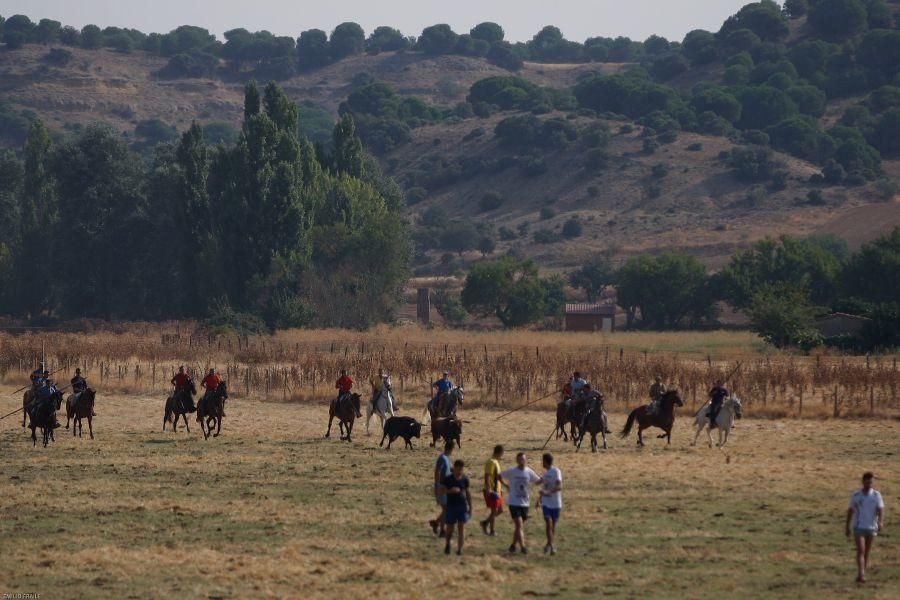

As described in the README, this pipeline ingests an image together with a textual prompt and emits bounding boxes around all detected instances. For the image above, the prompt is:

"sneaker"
[444,544,450,555]
[480,520,489,536]
[521,547,528,555]
[550,546,557,555]
[508,544,516,553]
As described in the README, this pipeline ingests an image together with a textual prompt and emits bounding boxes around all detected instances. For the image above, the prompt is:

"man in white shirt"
[500,452,541,555]
[537,453,563,555]
[845,472,885,584]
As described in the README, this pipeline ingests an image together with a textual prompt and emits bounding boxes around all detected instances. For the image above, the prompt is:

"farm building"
[564,303,616,332]
[815,313,871,338]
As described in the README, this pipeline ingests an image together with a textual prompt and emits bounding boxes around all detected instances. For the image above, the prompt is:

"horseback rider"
[370,368,397,413]
[69,368,96,416]
[335,370,358,418]
[567,371,587,407]
[430,372,454,414]
[645,376,667,416]
[30,362,46,390]
[199,368,222,421]
[579,383,604,429]
[171,366,195,412]
[708,379,729,426]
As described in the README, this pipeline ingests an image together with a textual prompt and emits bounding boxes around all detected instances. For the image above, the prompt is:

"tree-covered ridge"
[0,82,409,329]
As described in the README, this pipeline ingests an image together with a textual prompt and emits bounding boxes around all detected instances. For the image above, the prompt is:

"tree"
[470,22,504,44]
[569,257,615,302]
[719,235,845,310]
[439,220,479,255]
[80,24,102,49]
[330,22,365,59]
[366,26,409,53]
[296,29,331,69]
[561,217,583,238]
[719,1,790,41]
[784,0,809,17]
[461,257,555,327]
[15,120,56,317]
[737,86,798,130]
[616,252,714,328]
[808,0,868,41]
[748,283,821,348]
[477,235,496,256]
[863,0,893,29]
[2,14,34,48]
[332,113,364,177]
[841,227,900,304]
[34,19,61,44]
[682,29,718,65]
[857,29,900,87]
[417,24,458,55]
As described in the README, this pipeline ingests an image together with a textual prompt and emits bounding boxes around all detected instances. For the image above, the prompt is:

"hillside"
[0,44,621,135]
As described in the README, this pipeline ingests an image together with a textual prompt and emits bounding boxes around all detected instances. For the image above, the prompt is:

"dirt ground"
[0,390,897,599]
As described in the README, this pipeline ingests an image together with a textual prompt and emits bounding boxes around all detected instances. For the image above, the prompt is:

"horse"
[365,376,395,435]
[163,379,197,433]
[65,388,96,439]
[692,396,743,448]
[325,392,361,442]
[425,386,464,422]
[27,390,62,447]
[576,400,609,452]
[197,381,228,439]
[22,388,36,428]
[620,389,684,446]
[555,402,576,442]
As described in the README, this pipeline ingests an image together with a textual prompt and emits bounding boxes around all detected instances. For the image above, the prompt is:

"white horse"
[365,375,396,434]
[692,395,743,448]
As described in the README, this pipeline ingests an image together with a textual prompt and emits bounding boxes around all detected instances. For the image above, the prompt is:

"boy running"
[480,445,504,536]
[537,453,563,555]
[846,472,885,584]
[438,459,472,555]
[500,452,541,554]
[429,441,454,536]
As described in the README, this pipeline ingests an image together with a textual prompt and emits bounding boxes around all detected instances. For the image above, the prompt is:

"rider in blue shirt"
[431,372,454,412]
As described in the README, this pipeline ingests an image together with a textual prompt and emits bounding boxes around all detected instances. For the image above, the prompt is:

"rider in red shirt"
[199,368,223,420]
[335,370,359,417]
[170,366,195,412]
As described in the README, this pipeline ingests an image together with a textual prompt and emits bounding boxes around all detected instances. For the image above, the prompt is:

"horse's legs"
[325,414,334,439]
[590,432,597,453]
[214,416,221,437]
[707,426,713,448]
[637,427,644,446]
[666,427,672,445]
[87,416,93,440]
[601,415,608,450]
[692,424,701,446]
[346,419,353,442]
[380,430,388,447]
[182,413,191,433]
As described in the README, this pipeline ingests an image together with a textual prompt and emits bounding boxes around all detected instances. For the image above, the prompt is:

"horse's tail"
[620,409,637,439]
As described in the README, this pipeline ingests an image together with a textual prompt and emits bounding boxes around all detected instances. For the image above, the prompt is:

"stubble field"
[0,390,897,599]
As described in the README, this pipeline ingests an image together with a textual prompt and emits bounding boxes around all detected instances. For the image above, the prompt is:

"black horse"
[27,390,63,447]
[163,378,197,432]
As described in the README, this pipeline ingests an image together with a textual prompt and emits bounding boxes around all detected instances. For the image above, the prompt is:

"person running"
[500,452,541,555]
[429,441,454,537]
[480,444,504,536]
[438,459,472,555]
[538,453,563,555]
[846,472,885,584]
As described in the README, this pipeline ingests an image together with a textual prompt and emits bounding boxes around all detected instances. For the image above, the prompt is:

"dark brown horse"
[22,389,35,428]
[555,402,576,442]
[163,379,197,432]
[620,389,684,446]
[325,393,361,441]
[26,390,62,447]
[197,381,227,439]
[576,400,609,452]
[65,388,95,439]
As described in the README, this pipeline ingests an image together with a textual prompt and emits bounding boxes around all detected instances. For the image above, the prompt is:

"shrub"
[539,206,556,220]
[561,217,583,238]
[479,191,504,212]
[687,142,703,151]
[406,187,427,205]
[651,164,669,179]
[533,228,557,244]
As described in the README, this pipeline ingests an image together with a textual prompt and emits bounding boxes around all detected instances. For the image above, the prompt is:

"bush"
[642,137,659,154]
[479,191,504,212]
[561,217,583,238]
[406,187,427,205]
[687,142,703,151]
[651,164,669,179]
[730,145,777,182]
[533,228,557,244]
[539,206,556,220]
[499,226,517,241]
[585,148,610,172]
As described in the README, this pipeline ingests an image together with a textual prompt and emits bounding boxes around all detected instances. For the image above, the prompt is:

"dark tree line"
[0,82,409,329]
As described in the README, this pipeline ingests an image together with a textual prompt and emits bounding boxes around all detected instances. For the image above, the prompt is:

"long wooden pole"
[495,388,562,421]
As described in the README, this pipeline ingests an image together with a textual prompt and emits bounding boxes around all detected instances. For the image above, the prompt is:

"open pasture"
[1,390,897,599]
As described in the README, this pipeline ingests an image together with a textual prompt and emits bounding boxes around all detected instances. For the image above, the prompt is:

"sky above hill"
[1,0,752,44]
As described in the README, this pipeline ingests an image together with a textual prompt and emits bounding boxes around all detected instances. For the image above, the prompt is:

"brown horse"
[163,379,197,433]
[197,381,227,439]
[65,388,95,439]
[22,389,35,428]
[426,387,464,421]
[555,402,577,442]
[620,389,684,446]
[26,391,62,447]
[325,393,361,441]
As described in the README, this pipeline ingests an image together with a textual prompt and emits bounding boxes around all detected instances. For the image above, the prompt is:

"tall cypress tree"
[174,121,212,316]
[332,113,364,178]
[244,79,261,122]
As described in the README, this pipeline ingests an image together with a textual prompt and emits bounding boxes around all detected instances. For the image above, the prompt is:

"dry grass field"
[1,389,897,599]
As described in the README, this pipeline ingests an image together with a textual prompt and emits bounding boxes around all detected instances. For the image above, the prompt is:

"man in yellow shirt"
[480,444,505,536]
